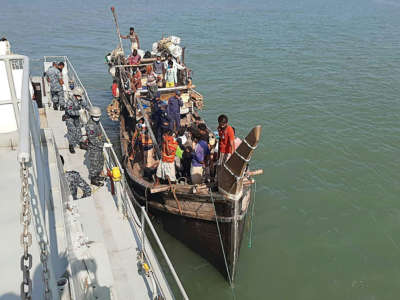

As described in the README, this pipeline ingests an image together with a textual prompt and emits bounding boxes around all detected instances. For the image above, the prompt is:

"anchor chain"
[20,161,32,300]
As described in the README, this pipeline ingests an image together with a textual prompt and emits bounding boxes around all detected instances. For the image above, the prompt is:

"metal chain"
[39,241,52,300]
[20,161,32,300]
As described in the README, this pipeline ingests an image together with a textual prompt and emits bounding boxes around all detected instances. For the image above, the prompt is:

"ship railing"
[10,55,59,299]
[44,55,189,299]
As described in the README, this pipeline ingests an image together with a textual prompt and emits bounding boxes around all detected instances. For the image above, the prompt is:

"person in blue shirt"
[167,90,183,132]
[191,134,210,184]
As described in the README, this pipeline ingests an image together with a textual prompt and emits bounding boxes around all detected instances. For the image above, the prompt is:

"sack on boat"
[168,36,181,45]
[168,44,182,58]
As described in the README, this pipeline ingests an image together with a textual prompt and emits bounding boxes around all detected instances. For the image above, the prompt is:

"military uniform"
[65,94,87,147]
[48,67,64,108]
[85,118,105,180]
[65,171,91,200]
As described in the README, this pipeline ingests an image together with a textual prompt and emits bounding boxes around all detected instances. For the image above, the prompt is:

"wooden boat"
[105,36,262,282]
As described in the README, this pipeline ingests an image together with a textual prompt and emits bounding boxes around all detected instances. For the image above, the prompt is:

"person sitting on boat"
[63,87,88,153]
[167,90,183,132]
[154,129,178,186]
[217,114,235,165]
[153,54,164,87]
[130,67,142,92]
[191,134,210,184]
[146,65,158,100]
[120,27,140,51]
[127,49,141,65]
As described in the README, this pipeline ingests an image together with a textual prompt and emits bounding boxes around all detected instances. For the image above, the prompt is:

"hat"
[175,90,181,96]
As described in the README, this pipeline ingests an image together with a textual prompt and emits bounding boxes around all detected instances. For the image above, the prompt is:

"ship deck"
[41,82,173,299]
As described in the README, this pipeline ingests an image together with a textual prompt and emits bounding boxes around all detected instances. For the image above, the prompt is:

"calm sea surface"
[3,0,400,299]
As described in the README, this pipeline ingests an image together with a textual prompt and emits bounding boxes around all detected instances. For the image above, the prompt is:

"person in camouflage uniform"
[85,106,105,186]
[64,87,88,153]
[48,62,65,110]
[60,155,91,199]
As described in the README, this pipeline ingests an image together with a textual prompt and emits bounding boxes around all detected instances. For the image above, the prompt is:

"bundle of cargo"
[107,98,121,121]
[151,36,182,58]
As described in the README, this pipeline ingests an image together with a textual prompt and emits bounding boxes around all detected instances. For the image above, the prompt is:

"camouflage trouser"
[88,149,104,179]
[51,90,65,106]
[66,117,82,147]
[66,171,91,200]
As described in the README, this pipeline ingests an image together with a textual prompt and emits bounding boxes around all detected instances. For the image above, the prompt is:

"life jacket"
[112,83,119,97]
[140,133,153,147]
[162,136,178,163]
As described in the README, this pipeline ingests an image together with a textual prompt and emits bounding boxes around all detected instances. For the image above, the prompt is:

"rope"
[210,188,233,285]
[242,138,257,150]
[223,162,242,182]
[248,180,257,248]
[234,151,251,162]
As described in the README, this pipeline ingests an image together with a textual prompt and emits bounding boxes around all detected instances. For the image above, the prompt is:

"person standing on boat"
[85,106,108,187]
[64,87,87,153]
[154,130,178,186]
[127,49,141,65]
[146,65,158,100]
[217,114,235,165]
[167,90,183,132]
[130,67,142,92]
[191,134,210,184]
[48,62,65,110]
[153,55,164,87]
[163,54,185,87]
[120,27,140,51]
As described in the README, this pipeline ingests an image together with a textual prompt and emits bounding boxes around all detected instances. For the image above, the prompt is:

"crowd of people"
[130,95,239,186]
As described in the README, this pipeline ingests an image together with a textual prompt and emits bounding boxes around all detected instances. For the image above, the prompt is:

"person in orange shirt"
[217,114,235,165]
[154,130,178,185]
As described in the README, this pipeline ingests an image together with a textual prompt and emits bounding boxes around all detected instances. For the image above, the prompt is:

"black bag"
[143,51,152,59]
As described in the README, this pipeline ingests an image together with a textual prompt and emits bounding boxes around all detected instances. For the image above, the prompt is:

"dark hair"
[168,60,173,67]
[132,49,137,55]
[198,123,206,131]
[0,37,7,41]
[218,114,228,123]
[60,155,64,165]
[167,54,172,58]
[58,62,65,67]
[185,145,193,152]
[130,27,134,31]
[177,127,186,136]
[165,129,173,136]
[113,79,117,83]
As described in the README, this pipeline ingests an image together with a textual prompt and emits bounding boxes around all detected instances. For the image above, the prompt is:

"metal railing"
[44,56,189,299]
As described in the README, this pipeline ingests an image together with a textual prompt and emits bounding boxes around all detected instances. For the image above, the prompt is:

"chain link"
[20,161,32,300]
[39,241,52,300]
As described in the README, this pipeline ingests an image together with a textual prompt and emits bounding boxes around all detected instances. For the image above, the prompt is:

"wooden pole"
[110,6,124,54]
